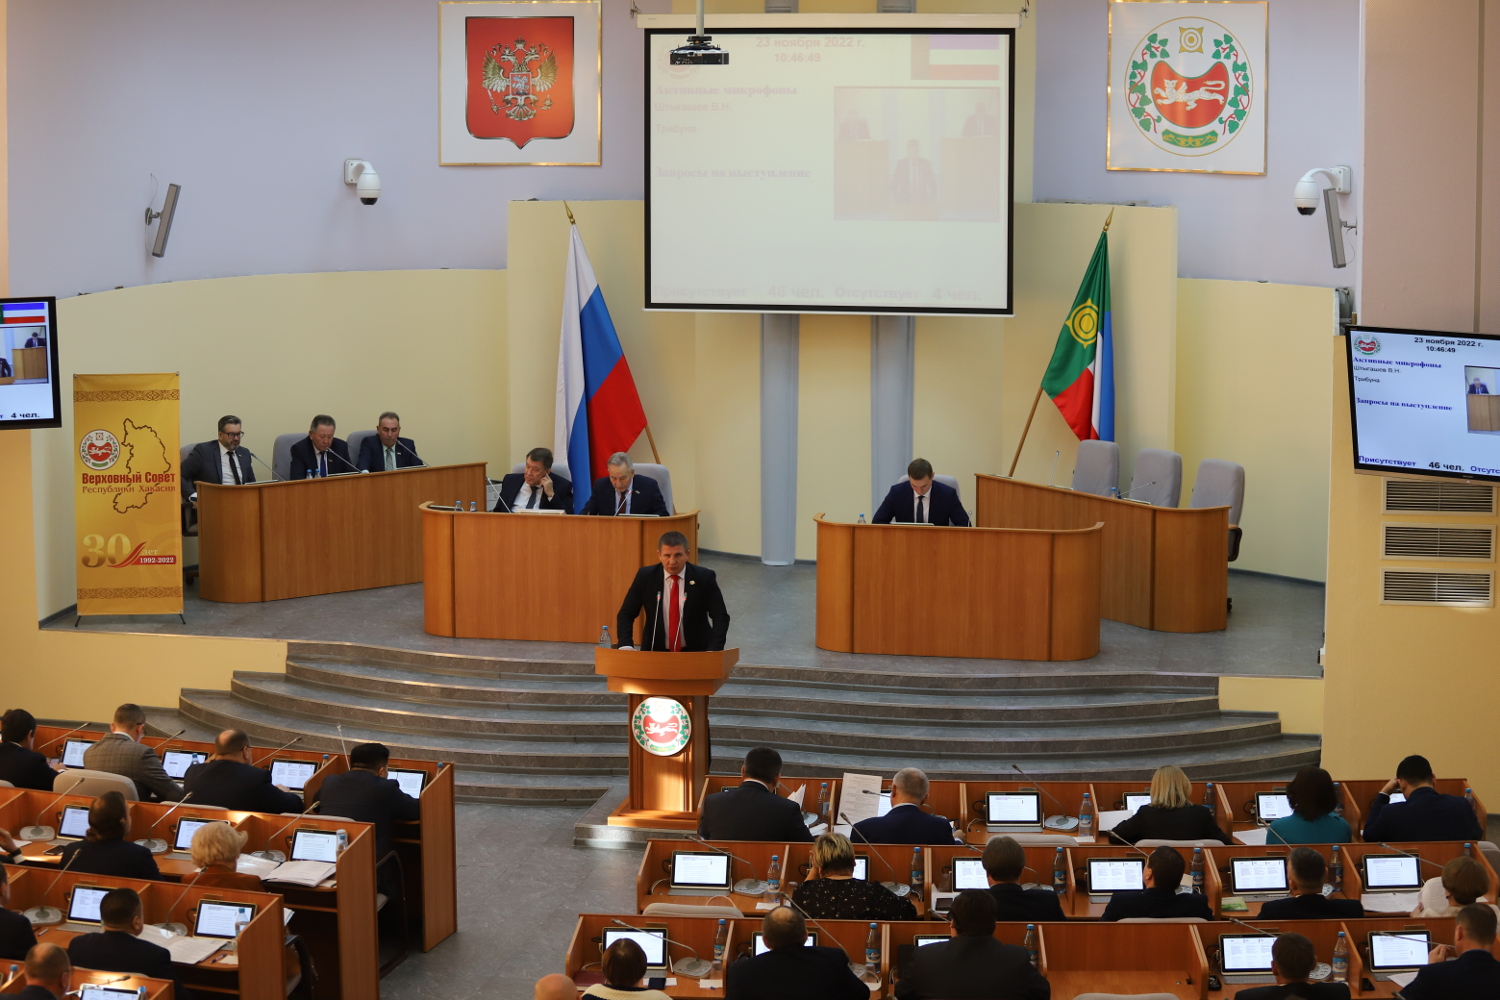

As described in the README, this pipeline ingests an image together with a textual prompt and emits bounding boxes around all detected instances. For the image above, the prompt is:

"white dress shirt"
[912,486,932,523]
[219,443,239,484]
[516,480,540,508]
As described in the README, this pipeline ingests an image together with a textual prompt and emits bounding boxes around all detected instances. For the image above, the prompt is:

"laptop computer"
[602,927,668,973]
[1362,854,1423,892]
[58,805,92,840]
[667,851,733,896]
[1367,930,1430,981]
[753,931,818,955]
[1229,856,1290,902]
[270,758,318,791]
[1087,857,1144,903]
[66,885,109,929]
[61,738,96,769]
[387,767,427,799]
[986,791,1043,832]
[195,899,258,939]
[174,817,227,853]
[161,749,208,779]
[290,829,340,864]
[1219,932,1278,984]
[1123,793,1152,814]
[1255,793,1294,823]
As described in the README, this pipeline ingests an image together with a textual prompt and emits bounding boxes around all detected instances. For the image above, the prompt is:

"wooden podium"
[595,647,738,829]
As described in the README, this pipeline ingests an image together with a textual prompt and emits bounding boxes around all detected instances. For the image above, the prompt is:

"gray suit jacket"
[82,732,182,802]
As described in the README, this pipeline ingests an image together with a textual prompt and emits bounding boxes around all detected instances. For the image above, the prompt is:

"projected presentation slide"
[1348,326,1500,483]
[646,26,1013,315]
[0,296,62,429]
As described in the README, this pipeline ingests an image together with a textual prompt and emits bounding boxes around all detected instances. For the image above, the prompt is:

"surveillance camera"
[1294,165,1352,216]
[344,159,380,206]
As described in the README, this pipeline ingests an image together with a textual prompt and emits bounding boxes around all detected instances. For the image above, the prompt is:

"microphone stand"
[20,792,72,842]
[157,869,209,937]
[1117,481,1159,501]
[839,812,909,897]
[252,736,303,768]
[651,592,663,652]
[1011,764,1078,832]
[23,850,80,925]
[242,449,285,482]
[137,794,194,854]
[252,808,317,864]
[1377,843,1446,871]
[34,725,91,757]
[146,730,186,750]
[324,445,365,476]
[686,835,765,895]
[610,917,712,979]
[395,440,427,468]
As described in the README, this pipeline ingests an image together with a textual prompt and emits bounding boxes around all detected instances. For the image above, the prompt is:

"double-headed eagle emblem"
[481,38,558,121]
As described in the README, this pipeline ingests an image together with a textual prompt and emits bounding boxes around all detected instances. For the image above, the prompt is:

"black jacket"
[182,439,254,490]
[16,987,61,1000]
[725,944,867,1000]
[0,905,37,961]
[493,471,573,512]
[1234,984,1349,1000]
[1099,885,1212,921]
[851,804,957,846]
[1108,804,1231,845]
[698,781,813,842]
[288,436,354,480]
[0,740,56,791]
[56,838,162,881]
[313,767,420,857]
[68,929,183,999]
[1401,948,1500,1000]
[1257,893,1365,920]
[894,934,1050,1000]
[871,479,970,527]
[987,882,1068,922]
[615,562,730,651]
[1362,786,1484,842]
[582,473,669,516]
[183,758,305,814]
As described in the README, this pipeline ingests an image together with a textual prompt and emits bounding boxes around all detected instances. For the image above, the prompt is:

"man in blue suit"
[1362,754,1483,842]
[493,446,572,512]
[1402,904,1500,999]
[851,768,959,845]
[872,458,969,526]
[357,411,423,472]
[289,414,354,479]
[581,452,669,516]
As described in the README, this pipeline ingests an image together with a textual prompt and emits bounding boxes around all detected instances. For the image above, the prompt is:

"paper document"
[1361,892,1421,913]
[839,773,884,827]
[265,861,338,887]
[137,924,178,946]
[1387,971,1418,989]
[1096,809,1131,833]
[167,937,225,966]
[785,784,806,808]
[234,855,279,878]
[1234,828,1269,846]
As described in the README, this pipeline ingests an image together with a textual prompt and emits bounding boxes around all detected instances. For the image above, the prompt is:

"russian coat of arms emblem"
[465,17,575,147]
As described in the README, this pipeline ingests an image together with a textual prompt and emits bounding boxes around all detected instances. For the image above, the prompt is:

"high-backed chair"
[643,902,743,919]
[1190,458,1246,561]
[179,443,199,536]
[633,462,675,514]
[1072,439,1121,496]
[1129,449,1183,507]
[272,433,302,482]
[54,768,137,801]
[346,429,376,470]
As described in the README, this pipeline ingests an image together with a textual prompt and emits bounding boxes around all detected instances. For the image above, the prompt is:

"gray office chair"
[1129,449,1183,507]
[633,462,675,514]
[54,769,136,801]
[272,433,302,482]
[1072,440,1121,496]
[346,429,377,470]
[1190,458,1246,562]
[179,444,199,536]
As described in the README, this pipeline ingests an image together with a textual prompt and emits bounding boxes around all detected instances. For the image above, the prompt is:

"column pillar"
[760,315,799,564]
[870,315,915,511]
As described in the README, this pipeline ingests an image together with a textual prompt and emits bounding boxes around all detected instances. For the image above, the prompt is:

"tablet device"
[602,927,667,970]
[67,884,109,925]
[913,934,947,948]
[1368,930,1429,972]
[79,987,140,1000]
[1123,793,1152,814]
[1255,793,1294,822]
[951,857,988,891]
[195,899,258,939]
[986,792,1042,827]
[174,817,226,852]
[270,759,318,791]
[388,767,427,799]
[161,749,208,779]
[669,851,732,893]
[753,930,817,955]
[1363,853,1422,891]
[1219,933,1276,974]
[290,828,340,863]
[1229,857,1290,895]
[61,738,96,769]
[58,805,92,840]
[1087,858,1145,894]
[876,791,892,817]
[853,856,869,881]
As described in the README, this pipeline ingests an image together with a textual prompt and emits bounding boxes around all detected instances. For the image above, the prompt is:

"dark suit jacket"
[357,435,422,473]
[1099,885,1212,921]
[0,740,57,790]
[56,838,162,881]
[725,944,868,1000]
[1470,383,1491,394]
[698,781,813,843]
[1108,803,1231,845]
[1362,786,1483,842]
[581,473,669,516]
[288,436,353,480]
[1257,893,1364,920]
[0,905,37,960]
[616,562,729,651]
[891,156,937,203]
[493,471,573,512]
[988,881,1068,922]
[871,480,970,527]
[0,359,11,378]
[68,930,182,999]
[852,804,957,846]
[181,439,254,491]
[1400,948,1500,999]
[16,987,60,1000]
[82,732,181,802]
[313,767,419,857]
[183,758,305,814]
[1234,983,1349,1000]
[894,934,1050,1000]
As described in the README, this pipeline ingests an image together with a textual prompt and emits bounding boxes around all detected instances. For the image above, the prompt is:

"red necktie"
[668,574,682,652]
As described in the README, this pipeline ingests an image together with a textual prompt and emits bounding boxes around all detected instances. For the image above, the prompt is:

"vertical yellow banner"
[73,373,183,615]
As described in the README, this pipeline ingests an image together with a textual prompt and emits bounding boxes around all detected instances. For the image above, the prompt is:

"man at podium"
[614,531,730,651]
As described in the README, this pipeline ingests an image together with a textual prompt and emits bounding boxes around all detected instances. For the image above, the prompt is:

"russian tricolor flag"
[2,301,47,325]
[554,224,649,513]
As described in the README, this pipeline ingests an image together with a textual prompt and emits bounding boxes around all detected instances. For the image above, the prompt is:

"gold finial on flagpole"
[1102,207,1116,233]
[563,201,577,226]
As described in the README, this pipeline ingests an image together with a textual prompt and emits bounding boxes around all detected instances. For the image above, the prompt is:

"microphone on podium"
[137,793,194,854]
[242,449,285,482]
[20,792,72,843]
[252,736,303,767]
[325,447,365,475]
[395,440,427,468]
[24,850,80,925]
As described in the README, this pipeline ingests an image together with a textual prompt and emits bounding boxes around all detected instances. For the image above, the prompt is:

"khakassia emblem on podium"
[1124,18,1252,156]
[632,697,692,757]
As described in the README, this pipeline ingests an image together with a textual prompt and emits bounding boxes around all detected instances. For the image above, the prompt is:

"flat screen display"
[1087,858,1143,894]
[290,829,339,863]
[1368,930,1429,970]
[59,805,92,839]
[645,25,1014,316]
[1220,933,1275,973]
[852,856,869,881]
[602,928,666,968]
[1256,793,1293,821]
[1230,857,1289,893]
[670,851,732,889]
[753,930,817,955]
[270,759,317,790]
[0,296,61,429]
[61,739,95,768]
[1123,794,1152,814]
[195,900,257,939]
[68,885,109,924]
[1346,326,1500,482]
[986,792,1041,825]
[951,857,987,890]
[161,750,207,779]
[175,817,225,852]
[1363,854,1421,890]
[388,767,426,799]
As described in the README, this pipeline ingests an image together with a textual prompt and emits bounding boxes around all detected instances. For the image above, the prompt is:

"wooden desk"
[1341,916,1465,997]
[959,780,1100,844]
[566,914,742,998]
[1037,921,1209,999]
[975,475,1230,632]
[1064,844,1222,920]
[12,346,47,381]
[1340,779,1487,840]
[1468,393,1500,431]
[814,514,1103,661]
[1091,780,1233,843]
[2,968,172,999]
[1202,844,1360,919]
[637,840,788,914]
[421,503,700,641]
[1338,841,1498,910]
[197,463,486,602]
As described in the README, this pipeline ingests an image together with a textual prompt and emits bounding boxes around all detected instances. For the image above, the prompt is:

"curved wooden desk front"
[974,475,1229,633]
[814,514,1103,661]
[422,503,699,641]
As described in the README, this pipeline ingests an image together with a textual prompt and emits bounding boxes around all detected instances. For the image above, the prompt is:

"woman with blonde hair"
[190,819,263,891]
[1109,764,1232,845]
[790,832,917,920]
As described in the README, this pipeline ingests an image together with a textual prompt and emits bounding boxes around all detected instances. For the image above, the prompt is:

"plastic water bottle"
[8,965,18,982]
[1330,844,1343,891]
[1023,924,1038,965]
[335,829,348,855]
[765,855,782,904]
[1077,793,1094,841]
[454,499,462,511]
[817,782,831,822]
[598,626,612,648]
[1202,782,1216,818]
[137,989,147,1000]
[1466,842,1475,858]
[713,918,727,972]
[909,847,923,895]
[321,753,330,767]
[857,513,867,524]
[1331,930,1349,982]
[469,501,477,512]
[1191,848,1204,891]
[864,922,880,975]
[306,470,315,480]
[1052,847,1066,895]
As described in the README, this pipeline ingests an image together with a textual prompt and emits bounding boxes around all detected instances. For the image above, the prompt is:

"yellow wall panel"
[796,315,872,559]
[913,315,1006,500]
[693,312,762,554]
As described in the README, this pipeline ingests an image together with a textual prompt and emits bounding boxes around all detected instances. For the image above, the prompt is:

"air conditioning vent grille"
[1381,569,1494,606]
[1383,524,1495,561]
[1384,480,1496,514]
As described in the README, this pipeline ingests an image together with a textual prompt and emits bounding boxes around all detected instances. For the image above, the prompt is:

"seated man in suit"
[0,357,11,378]
[288,414,354,479]
[1363,754,1483,842]
[182,728,304,813]
[0,708,60,791]
[581,452,669,516]
[725,905,867,1000]
[872,458,970,526]
[23,335,43,348]
[0,855,38,959]
[181,415,255,494]
[1402,903,1500,999]
[983,835,1066,922]
[1235,932,1349,1000]
[313,742,419,894]
[1258,847,1364,920]
[895,889,1050,999]
[17,943,71,1000]
[851,768,958,845]
[357,410,423,472]
[1470,376,1491,394]
[699,747,813,843]
[1100,846,1212,921]
[67,888,183,1000]
[494,446,573,512]
[615,531,729,651]
[82,703,181,802]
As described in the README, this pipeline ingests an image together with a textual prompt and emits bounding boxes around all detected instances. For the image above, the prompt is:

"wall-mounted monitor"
[0,296,61,429]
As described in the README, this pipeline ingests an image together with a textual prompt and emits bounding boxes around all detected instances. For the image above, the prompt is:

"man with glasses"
[182,414,255,495]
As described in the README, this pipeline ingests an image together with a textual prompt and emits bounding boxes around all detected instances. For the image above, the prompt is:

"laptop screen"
[1230,857,1289,894]
[602,928,667,969]
[270,759,318,791]
[669,851,732,890]
[1363,854,1422,890]
[195,900,258,939]
[290,829,340,863]
[1087,858,1144,893]
[753,931,817,955]
[79,987,139,1000]
[952,857,988,891]
[1219,934,1276,973]
[175,817,225,852]
[161,749,207,779]
[1123,793,1152,814]
[61,739,95,768]
[58,805,92,839]
[68,885,109,925]
[853,856,870,881]
[986,792,1041,825]
[1256,793,1294,821]
[388,767,427,799]
[1368,930,1429,971]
